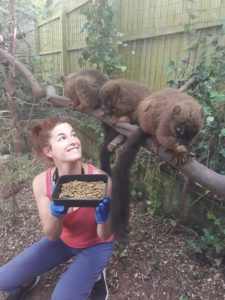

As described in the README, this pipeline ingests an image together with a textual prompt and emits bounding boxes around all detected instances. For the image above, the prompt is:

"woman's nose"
[70,135,79,144]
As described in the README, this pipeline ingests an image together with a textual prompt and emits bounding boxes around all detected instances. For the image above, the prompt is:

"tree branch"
[0,48,45,97]
[178,77,195,92]
[46,85,71,108]
[75,109,225,199]
[144,139,225,199]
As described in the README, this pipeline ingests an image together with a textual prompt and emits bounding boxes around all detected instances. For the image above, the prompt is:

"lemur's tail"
[100,123,119,176]
[110,128,148,240]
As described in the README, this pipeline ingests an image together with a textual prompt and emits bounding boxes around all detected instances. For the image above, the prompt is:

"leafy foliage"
[0,0,46,211]
[166,29,225,174]
[128,148,164,216]
[0,117,42,214]
[165,12,225,256]
[187,212,225,258]
[0,154,41,191]
[79,0,126,76]
[73,112,103,144]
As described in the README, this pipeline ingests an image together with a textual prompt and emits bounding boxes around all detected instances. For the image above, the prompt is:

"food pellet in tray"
[59,180,105,200]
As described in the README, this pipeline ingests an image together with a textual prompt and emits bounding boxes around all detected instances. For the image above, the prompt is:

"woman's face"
[44,123,82,162]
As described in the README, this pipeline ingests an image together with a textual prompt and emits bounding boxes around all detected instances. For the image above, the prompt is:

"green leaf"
[170,219,177,227]
[189,13,198,20]
[130,190,136,197]
[137,191,143,197]
[206,116,214,126]
[219,148,225,158]
[219,128,225,137]
[120,65,127,72]
[166,60,176,75]
[215,243,223,254]
[179,295,189,300]
[222,18,225,34]
[210,92,225,102]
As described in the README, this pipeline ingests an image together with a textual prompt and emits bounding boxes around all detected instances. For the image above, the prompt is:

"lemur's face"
[174,121,199,146]
[105,97,117,114]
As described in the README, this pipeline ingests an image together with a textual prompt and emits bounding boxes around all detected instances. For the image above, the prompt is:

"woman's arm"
[97,219,112,240]
[32,172,64,240]
[92,167,113,240]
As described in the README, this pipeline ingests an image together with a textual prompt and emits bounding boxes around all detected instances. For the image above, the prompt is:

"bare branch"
[46,85,71,108]
[107,134,126,152]
[0,48,45,97]
[178,77,195,92]
[144,139,225,199]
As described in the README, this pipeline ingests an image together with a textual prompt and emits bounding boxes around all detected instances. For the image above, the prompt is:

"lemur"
[110,87,204,240]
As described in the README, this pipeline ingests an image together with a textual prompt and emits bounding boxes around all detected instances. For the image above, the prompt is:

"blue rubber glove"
[95,196,110,224]
[50,201,68,218]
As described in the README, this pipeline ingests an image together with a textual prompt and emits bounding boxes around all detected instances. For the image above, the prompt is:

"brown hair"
[31,118,74,161]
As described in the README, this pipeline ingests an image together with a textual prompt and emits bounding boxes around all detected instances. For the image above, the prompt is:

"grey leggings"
[0,237,114,300]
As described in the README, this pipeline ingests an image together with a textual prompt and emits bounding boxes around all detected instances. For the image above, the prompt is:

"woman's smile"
[67,146,80,153]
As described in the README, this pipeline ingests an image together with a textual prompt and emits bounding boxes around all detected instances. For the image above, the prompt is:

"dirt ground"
[1,181,225,300]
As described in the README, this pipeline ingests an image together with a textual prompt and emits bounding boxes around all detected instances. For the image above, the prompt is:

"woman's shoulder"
[32,169,49,187]
[83,163,108,176]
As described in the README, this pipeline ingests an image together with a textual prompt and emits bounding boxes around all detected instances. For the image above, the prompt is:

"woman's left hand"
[95,196,110,224]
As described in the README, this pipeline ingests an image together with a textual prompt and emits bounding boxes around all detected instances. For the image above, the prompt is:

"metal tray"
[52,174,108,207]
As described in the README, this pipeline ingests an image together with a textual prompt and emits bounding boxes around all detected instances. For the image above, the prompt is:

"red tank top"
[45,165,113,248]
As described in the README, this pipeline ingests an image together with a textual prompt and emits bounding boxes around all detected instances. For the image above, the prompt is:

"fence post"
[60,0,68,76]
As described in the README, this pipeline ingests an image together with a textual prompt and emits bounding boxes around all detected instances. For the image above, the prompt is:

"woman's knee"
[0,261,16,291]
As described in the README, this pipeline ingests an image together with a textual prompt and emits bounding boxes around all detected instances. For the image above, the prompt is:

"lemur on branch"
[110,87,204,240]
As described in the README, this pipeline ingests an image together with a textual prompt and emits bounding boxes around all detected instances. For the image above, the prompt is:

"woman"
[0,118,114,300]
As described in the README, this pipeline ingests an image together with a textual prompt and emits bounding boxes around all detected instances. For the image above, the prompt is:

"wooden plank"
[61,2,68,75]
[139,39,147,84]
[144,38,152,89]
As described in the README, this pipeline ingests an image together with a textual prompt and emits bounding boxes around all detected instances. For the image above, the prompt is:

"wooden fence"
[26,0,225,91]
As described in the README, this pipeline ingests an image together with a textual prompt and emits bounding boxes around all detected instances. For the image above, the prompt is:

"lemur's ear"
[172,105,181,115]
[113,83,121,96]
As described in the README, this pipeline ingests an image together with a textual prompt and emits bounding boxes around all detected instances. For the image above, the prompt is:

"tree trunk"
[3,0,22,154]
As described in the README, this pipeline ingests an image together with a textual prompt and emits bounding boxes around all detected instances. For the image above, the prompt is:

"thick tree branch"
[145,138,225,199]
[76,109,225,199]
[46,85,71,108]
[0,48,45,97]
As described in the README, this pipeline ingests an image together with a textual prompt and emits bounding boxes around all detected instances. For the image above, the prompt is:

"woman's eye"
[59,136,66,141]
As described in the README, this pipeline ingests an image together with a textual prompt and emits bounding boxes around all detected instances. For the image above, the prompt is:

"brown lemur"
[100,79,151,124]
[110,87,204,240]
[99,79,151,153]
[61,69,108,111]
[99,79,151,174]
[61,69,120,175]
